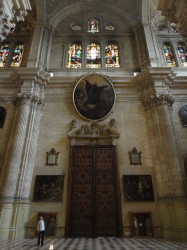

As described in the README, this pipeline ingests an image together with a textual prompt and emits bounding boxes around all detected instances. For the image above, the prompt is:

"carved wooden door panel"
[67,146,122,237]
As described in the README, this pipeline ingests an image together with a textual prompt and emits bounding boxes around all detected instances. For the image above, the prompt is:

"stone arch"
[48,2,137,31]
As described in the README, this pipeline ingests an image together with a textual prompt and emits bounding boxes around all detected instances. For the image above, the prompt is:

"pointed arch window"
[86,43,101,68]
[67,43,82,68]
[88,19,99,33]
[163,43,176,67]
[0,107,6,128]
[0,44,10,67]
[105,43,120,68]
[10,44,24,67]
[177,43,187,67]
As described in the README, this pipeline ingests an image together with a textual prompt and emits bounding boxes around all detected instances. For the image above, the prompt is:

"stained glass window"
[86,43,101,68]
[88,19,99,33]
[105,43,120,68]
[177,43,187,67]
[0,45,10,67]
[163,43,176,67]
[67,43,82,68]
[10,44,24,67]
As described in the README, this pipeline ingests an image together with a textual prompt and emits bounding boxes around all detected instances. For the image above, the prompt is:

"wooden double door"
[67,146,122,237]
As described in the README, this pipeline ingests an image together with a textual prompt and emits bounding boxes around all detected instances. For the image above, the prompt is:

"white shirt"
[37,219,45,231]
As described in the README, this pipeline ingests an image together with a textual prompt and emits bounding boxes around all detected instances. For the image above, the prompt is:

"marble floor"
[0,237,187,250]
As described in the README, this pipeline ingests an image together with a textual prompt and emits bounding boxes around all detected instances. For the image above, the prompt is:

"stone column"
[0,71,48,240]
[82,42,87,68]
[0,95,32,198]
[14,91,44,199]
[100,41,106,68]
[137,68,187,240]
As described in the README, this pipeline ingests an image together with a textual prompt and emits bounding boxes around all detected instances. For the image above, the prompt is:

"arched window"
[0,107,6,128]
[177,43,187,67]
[163,43,176,67]
[10,44,24,67]
[105,43,120,68]
[86,43,101,68]
[88,19,99,33]
[0,44,10,67]
[67,43,82,68]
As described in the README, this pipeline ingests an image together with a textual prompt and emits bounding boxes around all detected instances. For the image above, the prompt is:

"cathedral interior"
[0,0,187,242]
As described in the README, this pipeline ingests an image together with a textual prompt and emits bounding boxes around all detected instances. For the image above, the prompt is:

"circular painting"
[73,73,116,121]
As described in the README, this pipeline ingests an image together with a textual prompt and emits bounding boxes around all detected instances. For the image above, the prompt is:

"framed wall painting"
[73,73,116,121]
[123,175,154,201]
[33,175,64,202]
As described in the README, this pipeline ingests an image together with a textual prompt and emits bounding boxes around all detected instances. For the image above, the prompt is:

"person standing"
[37,216,45,246]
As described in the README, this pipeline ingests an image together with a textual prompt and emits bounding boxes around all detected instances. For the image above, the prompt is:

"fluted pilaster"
[0,69,49,200]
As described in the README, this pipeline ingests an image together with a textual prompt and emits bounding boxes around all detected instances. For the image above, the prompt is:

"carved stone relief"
[68,119,120,145]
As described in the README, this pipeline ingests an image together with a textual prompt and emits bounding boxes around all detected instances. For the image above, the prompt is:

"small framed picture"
[46,148,59,166]
[128,147,142,165]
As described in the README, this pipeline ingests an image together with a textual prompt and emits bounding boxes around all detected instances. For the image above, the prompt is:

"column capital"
[135,67,176,110]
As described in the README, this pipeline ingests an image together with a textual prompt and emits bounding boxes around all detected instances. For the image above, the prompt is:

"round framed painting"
[73,73,116,121]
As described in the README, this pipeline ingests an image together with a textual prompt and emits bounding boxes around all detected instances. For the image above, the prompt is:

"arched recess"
[48,2,138,31]
[0,106,6,128]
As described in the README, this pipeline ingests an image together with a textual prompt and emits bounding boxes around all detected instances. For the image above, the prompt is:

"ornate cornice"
[0,2,15,41]
[0,0,32,41]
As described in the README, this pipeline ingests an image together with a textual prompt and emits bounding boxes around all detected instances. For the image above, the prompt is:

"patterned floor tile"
[0,237,187,250]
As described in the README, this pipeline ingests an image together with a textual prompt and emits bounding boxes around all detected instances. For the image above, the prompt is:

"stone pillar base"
[0,200,30,240]
[158,198,187,241]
